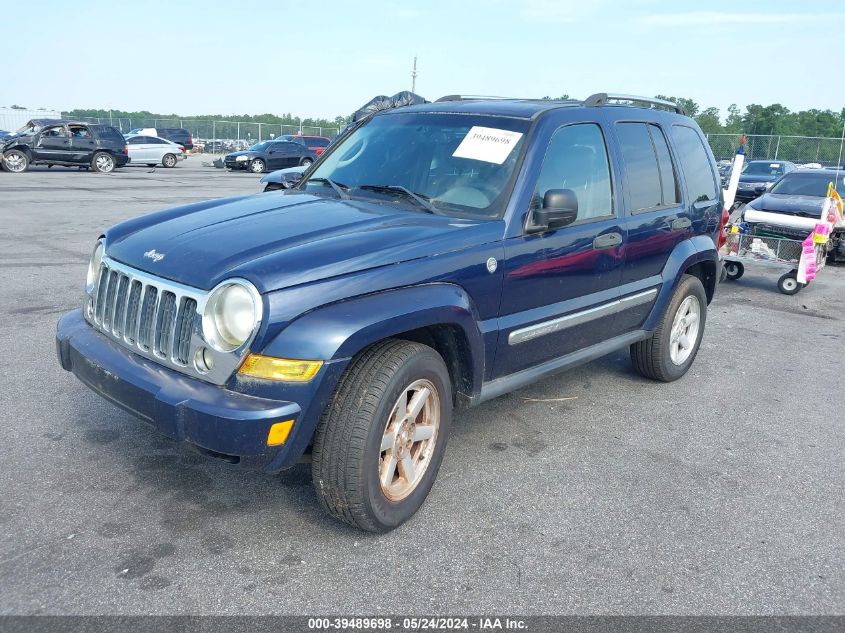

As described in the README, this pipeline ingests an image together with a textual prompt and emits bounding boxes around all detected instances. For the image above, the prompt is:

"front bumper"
[56,310,302,470]
[224,160,249,170]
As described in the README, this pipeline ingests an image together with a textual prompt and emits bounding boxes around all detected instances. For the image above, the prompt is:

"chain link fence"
[706,133,845,166]
[67,116,341,153]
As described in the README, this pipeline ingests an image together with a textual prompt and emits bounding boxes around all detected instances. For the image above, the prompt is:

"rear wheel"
[631,275,707,382]
[91,152,115,173]
[161,153,177,168]
[724,261,744,281]
[249,158,265,173]
[312,339,452,533]
[777,272,802,295]
[2,150,29,173]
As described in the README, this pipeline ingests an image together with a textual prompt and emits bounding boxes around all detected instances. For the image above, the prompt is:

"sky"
[2,0,843,121]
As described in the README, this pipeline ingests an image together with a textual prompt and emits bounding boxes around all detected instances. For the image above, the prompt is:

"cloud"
[638,11,845,26]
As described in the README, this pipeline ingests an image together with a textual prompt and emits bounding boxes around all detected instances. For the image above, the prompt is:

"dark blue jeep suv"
[56,93,724,532]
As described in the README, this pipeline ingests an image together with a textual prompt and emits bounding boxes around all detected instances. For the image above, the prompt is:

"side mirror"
[531,189,578,231]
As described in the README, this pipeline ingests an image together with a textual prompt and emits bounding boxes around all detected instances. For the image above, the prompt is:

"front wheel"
[631,274,707,382]
[300,157,313,167]
[91,152,115,173]
[312,339,452,533]
[2,150,29,173]
[777,272,803,295]
[161,153,177,168]
[249,158,265,173]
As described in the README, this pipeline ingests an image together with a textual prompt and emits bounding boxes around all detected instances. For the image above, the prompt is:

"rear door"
[495,117,625,377]
[68,124,96,163]
[609,117,687,332]
[267,142,299,168]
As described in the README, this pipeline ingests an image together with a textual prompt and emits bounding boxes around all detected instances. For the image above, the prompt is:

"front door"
[494,122,625,377]
[267,142,298,169]
[34,124,71,162]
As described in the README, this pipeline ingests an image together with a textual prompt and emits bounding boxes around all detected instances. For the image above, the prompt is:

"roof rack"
[583,93,686,116]
[435,95,520,102]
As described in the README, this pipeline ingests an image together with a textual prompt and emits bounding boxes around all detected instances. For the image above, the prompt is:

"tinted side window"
[649,125,679,205]
[671,124,718,203]
[532,123,613,221]
[126,136,145,145]
[148,137,168,144]
[313,138,329,147]
[616,123,662,211]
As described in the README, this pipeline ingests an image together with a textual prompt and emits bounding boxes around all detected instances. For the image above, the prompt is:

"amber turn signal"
[239,354,323,382]
[267,420,295,446]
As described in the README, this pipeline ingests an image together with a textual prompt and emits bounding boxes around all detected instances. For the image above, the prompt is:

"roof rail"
[584,93,686,116]
[435,94,519,102]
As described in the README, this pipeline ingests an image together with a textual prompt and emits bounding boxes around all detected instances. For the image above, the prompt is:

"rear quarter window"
[671,124,719,204]
[92,126,125,144]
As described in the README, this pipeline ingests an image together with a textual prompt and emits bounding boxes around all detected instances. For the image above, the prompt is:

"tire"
[631,275,707,382]
[301,157,313,167]
[777,272,802,295]
[161,153,177,168]
[2,149,29,173]
[724,261,744,281]
[91,152,115,173]
[312,339,452,533]
[249,158,265,173]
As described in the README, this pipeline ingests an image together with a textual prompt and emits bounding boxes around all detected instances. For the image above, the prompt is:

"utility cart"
[720,228,828,295]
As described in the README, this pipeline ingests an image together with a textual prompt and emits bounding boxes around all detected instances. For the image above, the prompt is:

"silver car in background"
[124,134,186,168]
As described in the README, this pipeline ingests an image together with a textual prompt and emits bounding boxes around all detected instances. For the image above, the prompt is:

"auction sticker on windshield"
[452,126,523,164]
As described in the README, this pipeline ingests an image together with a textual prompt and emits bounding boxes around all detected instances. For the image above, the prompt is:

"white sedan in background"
[124,134,186,168]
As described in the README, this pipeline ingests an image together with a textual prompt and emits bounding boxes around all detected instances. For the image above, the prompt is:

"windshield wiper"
[308,177,350,200]
[359,185,437,214]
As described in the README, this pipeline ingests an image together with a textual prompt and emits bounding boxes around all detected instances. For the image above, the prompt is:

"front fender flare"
[260,283,485,395]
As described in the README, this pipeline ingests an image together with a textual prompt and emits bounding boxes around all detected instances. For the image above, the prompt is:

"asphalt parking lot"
[0,159,842,615]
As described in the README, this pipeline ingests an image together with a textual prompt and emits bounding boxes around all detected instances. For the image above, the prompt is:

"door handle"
[593,232,623,250]
[671,217,692,231]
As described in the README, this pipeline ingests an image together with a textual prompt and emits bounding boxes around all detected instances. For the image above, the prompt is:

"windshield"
[15,122,41,136]
[770,173,845,197]
[303,112,530,218]
[248,141,272,152]
[743,162,785,176]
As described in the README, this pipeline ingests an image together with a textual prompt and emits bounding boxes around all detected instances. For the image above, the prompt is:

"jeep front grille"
[91,264,199,366]
[84,256,257,385]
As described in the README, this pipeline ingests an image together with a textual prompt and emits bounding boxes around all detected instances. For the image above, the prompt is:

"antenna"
[411,56,418,93]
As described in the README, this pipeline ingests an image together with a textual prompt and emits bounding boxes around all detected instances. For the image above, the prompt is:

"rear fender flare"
[644,235,718,331]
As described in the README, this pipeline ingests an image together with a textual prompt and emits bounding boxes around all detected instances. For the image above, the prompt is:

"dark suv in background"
[1,119,129,173]
[224,139,317,173]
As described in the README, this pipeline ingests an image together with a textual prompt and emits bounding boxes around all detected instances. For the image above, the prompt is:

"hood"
[260,166,306,185]
[747,193,825,217]
[225,150,260,159]
[738,172,780,184]
[104,192,500,292]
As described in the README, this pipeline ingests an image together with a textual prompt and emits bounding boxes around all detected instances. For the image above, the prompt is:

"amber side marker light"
[239,354,323,382]
[267,420,295,446]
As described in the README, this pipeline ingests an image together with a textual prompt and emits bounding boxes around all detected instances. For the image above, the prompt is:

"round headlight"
[202,281,261,352]
[86,241,104,292]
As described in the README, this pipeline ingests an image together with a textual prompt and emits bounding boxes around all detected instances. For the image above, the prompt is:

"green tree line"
[61,108,348,130]
[62,97,845,139]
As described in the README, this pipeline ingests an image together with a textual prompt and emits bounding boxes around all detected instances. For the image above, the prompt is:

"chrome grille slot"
[154,291,177,357]
[102,270,119,330]
[138,286,158,351]
[124,280,143,344]
[112,274,130,337]
[94,264,109,323]
[173,298,197,365]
